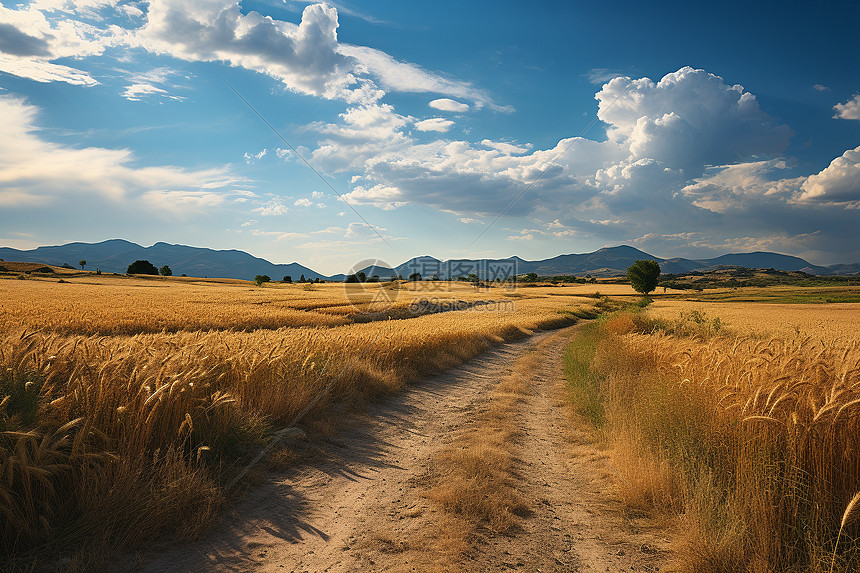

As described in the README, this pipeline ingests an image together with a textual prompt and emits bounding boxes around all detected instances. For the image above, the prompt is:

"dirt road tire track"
[118,325,668,572]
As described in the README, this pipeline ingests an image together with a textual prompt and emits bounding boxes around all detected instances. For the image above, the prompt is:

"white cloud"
[326,65,860,261]
[459,217,483,225]
[310,103,411,171]
[312,225,346,234]
[29,0,123,18]
[121,82,167,101]
[344,221,386,239]
[141,189,226,213]
[6,1,490,108]
[429,98,469,112]
[480,139,532,155]
[335,67,791,222]
[338,44,492,107]
[252,196,290,216]
[0,3,108,85]
[243,149,268,164]
[0,55,98,85]
[632,231,824,260]
[547,219,577,237]
[508,229,541,241]
[798,146,860,205]
[120,66,190,101]
[595,67,791,173]
[0,95,243,211]
[342,184,405,210]
[681,159,796,213]
[813,84,830,91]
[294,197,312,207]
[834,94,860,120]
[303,221,388,242]
[414,118,454,132]
[584,68,625,85]
[126,2,495,108]
[251,229,309,240]
[682,146,860,212]
[133,2,359,100]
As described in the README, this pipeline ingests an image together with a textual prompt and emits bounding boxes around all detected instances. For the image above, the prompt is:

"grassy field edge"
[563,310,860,573]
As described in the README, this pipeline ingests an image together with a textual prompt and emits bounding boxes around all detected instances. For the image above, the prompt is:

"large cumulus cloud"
[340,67,792,218]
[0,1,494,106]
[134,2,358,99]
[596,67,792,172]
[332,66,857,262]
[798,146,860,206]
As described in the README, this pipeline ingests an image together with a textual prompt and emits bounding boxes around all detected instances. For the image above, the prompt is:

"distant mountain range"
[1,240,858,281]
[0,239,321,281]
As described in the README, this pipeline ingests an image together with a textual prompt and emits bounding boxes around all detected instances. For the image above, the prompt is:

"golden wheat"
[596,310,860,571]
[0,274,594,559]
[647,300,860,344]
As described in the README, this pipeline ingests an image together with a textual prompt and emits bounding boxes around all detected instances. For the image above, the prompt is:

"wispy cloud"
[0,95,245,213]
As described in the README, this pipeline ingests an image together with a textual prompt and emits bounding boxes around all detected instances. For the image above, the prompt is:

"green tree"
[408,272,421,281]
[159,265,172,276]
[300,274,306,283]
[79,259,86,271]
[254,274,271,286]
[283,275,292,283]
[627,260,661,298]
[356,271,367,282]
[127,260,158,275]
[524,272,538,282]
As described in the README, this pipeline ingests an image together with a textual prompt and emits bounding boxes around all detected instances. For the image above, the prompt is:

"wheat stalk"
[830,491,860,573]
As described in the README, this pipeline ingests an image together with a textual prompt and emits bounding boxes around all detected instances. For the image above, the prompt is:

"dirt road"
[121,325,668,572]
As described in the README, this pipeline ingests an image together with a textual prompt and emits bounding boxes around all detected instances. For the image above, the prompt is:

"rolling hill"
[0,240,323,281]
[1,240,857,281]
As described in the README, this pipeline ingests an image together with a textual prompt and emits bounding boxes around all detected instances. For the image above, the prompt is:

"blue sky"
[0,0,858,274]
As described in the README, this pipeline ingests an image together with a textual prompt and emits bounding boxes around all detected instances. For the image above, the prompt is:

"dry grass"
[421,334,554,558]
[425,378,528,533]
[582,309,860,572]
[0,274,592,563]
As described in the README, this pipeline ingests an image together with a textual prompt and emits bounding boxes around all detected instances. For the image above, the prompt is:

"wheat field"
[646,299,860,343]
[583,302,860,572]
[0,273,593,564]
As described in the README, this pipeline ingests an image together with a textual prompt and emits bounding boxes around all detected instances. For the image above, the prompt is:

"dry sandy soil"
[115,325,669,572]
